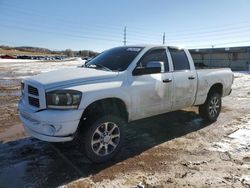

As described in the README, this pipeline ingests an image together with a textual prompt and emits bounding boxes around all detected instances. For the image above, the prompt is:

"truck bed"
[193,68,233,105]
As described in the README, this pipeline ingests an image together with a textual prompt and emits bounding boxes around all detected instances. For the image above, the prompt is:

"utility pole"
[163,32,165,45]
[123,26,127,46]
[210,45,214,67]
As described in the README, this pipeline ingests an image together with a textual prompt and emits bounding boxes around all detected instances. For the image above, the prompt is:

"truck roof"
[117,45,183,50]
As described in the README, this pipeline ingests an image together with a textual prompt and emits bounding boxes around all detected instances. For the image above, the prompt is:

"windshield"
[85,47,143,71]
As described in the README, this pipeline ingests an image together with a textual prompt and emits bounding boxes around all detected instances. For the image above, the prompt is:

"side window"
[169,48,190,71]
[139,49,169,72]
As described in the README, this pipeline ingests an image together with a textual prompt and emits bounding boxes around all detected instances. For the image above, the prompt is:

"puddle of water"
[0,161,28,188]
[0,138,82,188]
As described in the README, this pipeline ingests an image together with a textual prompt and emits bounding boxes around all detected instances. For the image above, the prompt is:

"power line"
[0,23,122,43]
[127,24,250,40]
[1,16,248,44]
[186,40,250,48]
[1,3,250,45]
[128,20,250,36]
[0,13,124,37]
[214,40,250,46]
[1,21,250,48]
[0,17,124,39]
[2,2,250,40]
[0,3,123,32]
[1,2,250,49]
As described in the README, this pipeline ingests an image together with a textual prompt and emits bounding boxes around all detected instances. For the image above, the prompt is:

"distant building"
[190,46,250,71]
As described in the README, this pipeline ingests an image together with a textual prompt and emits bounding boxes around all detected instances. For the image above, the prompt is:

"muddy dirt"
[0,60,249,188]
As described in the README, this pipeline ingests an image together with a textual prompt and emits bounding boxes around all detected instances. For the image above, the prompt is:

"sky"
[0,0,250,52]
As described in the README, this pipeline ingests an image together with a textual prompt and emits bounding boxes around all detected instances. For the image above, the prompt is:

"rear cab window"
[169,48,190,71]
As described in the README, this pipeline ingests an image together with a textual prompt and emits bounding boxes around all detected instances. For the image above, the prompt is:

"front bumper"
[23,124,74,142]
[18,100,83,142]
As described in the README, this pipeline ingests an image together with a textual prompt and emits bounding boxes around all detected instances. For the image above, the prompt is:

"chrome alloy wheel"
[209,97,220,118]
[91,122,120,156]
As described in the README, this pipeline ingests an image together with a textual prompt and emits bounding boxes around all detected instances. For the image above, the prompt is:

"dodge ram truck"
[18,45,233,162]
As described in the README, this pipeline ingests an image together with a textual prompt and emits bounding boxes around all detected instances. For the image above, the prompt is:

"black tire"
[199,92,222,122]
[80,115,125,163]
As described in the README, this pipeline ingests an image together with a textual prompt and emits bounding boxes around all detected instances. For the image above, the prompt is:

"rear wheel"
[199,93,222,122]
[80,115,125,163]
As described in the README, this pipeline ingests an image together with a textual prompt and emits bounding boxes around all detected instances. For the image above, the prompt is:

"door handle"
[163,78,172,83]
[188,76,195,80]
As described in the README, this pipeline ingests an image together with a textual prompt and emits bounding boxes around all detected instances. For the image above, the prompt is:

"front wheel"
[80,115,125,163]
[199,93,222,122]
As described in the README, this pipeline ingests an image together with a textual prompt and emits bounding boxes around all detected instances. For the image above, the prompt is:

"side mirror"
[146,61,164,72]
[133,61,164,76]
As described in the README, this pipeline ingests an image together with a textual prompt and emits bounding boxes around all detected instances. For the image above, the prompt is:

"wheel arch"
[199,83,222,122]
[208,83,223,97]
[78,97,129,132]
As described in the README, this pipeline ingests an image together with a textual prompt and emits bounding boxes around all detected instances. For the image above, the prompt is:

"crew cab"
[18,45,233,162]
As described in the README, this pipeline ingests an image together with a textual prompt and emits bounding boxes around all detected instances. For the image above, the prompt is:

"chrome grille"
[28,96,40,108]
[28,85,39,96]
[27,85,40,108]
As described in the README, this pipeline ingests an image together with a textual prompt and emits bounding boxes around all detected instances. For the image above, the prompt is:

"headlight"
[46,90,82,109]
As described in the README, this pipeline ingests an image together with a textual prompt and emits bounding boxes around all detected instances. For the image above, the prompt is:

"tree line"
[0,45,98,57]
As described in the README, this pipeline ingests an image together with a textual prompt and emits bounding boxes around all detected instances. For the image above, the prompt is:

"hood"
[28,67,119,90]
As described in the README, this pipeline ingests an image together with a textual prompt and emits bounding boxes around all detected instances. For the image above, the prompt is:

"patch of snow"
[229,129,250,142]
[209,119,250,154]
[0,59,39,63]
[0,60,83,80]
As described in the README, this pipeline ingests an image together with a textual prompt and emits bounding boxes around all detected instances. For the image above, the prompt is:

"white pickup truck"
[18,45,233,162]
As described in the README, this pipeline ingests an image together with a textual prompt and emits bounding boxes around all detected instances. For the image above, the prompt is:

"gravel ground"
[0,60,249,188]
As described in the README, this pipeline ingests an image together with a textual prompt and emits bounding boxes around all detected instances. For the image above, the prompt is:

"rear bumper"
[18,100,83,142]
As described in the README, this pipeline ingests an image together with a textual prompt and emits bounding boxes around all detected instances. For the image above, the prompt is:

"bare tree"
[65,49,74,57]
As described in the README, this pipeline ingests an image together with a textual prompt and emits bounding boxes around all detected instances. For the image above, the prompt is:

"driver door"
[129,48,173,120]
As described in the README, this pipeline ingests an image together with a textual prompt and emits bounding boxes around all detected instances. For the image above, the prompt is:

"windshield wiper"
[84,64,112,72]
